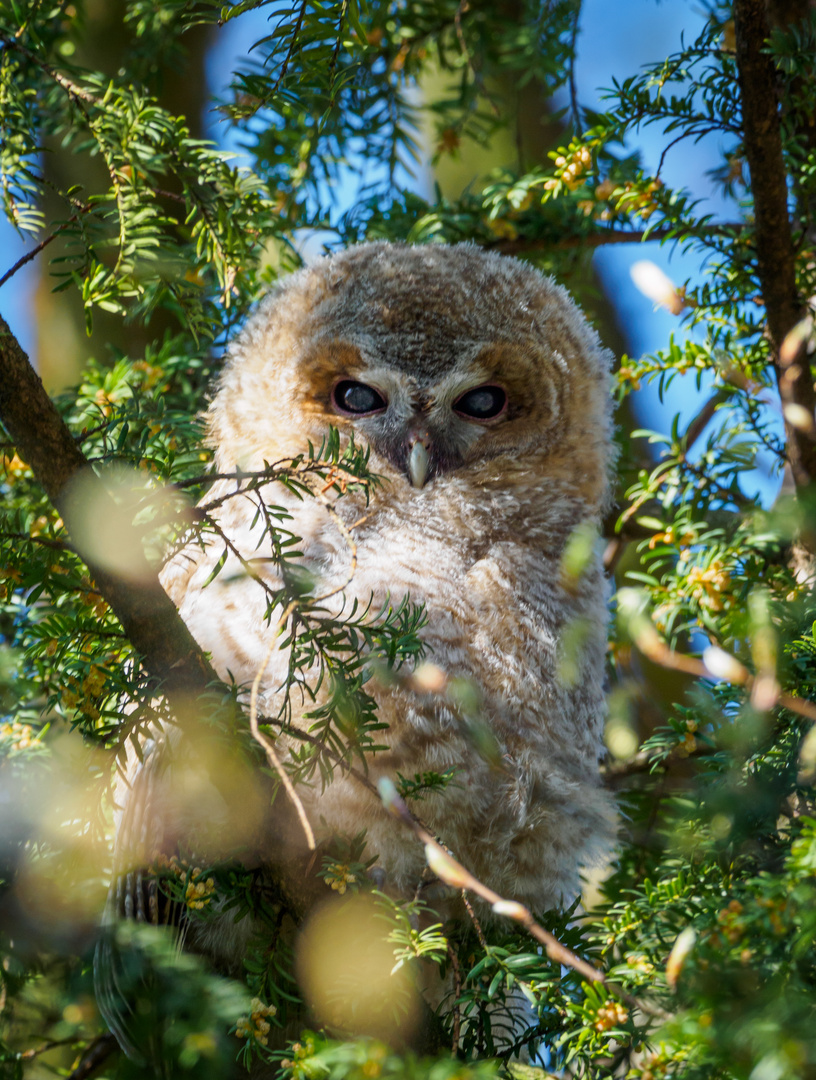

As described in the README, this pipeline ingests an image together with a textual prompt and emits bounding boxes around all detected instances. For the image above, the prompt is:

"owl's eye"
[453,384,507,421]
[332,380,387,416]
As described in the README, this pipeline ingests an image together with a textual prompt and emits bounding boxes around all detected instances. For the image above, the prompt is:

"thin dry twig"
[0,223,66,288]
[462,889,489,951]
[65,1035,118,1080]
[452,0,500,117]
[257,699,670,1020]
[328,0,348,98]
[267,0,308,101]
[490,222,745,256]
[567,0,582,127]
[20,1038,83,1061]
[446,941,463,1055]
[378,779,672,1022]
[682,390,730,450]
[249,599,315,849]
[629,617,816,725]
[259,703,671,1020]
[602,537,626,573]
[247,482,360,851]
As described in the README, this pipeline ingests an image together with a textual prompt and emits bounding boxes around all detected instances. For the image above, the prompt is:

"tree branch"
[490,222,745,256]
[0,226,64,288]
[0,313,218,701]
[733,0,816,487]
[379,779,672,1022]
[66,1034,118,1080]
[628,614,816,725]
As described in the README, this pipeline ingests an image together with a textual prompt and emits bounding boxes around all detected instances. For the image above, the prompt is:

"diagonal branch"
[490,223,745,255]
[378,779,672,1022]
[0,225,63,288]
[0,313,218,701]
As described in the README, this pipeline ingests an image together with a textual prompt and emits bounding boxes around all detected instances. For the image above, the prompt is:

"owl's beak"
[407,431,431,488]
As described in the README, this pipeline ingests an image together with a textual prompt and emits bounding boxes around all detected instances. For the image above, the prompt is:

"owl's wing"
[96,481,304,1059]
[94,736,182,1064]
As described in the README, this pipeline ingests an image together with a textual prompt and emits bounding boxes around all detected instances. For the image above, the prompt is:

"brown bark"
[491,223,745,255]
[0,312,217,699]
[734,0,816,487]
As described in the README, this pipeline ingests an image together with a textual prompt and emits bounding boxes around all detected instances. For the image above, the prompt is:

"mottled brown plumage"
[100,241,616,1057]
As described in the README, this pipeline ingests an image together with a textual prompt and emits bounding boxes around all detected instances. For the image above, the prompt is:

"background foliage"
[2,0,816,1078]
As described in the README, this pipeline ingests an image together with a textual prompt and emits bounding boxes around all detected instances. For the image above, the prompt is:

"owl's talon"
[367,866,387,889]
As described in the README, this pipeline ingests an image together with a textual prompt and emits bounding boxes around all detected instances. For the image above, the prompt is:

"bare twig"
[378,780,672,1022]
[452,0,499,118]
[267,0,308,100]
[683,390,730,451]
[628,617,816,725]
[603,537,626,573]
[454,0,470,66]
[20,1038,83,1061]
[490,222,745,256]
[255,697,671,1019]
[655,125,723,181]
[249,599,315,850]
[247,481,360,851]
[446,939,462,1055]
[328,0,347,94]
[66,1035,118,1080]
[567,0,582,128]
[462,890,489,951]
[0,224,64,288]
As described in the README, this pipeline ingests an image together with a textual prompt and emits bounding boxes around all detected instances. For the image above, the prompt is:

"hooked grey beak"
[407,432,431,488]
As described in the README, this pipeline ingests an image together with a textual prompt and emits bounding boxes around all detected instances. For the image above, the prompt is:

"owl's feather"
[163,242,615,909]
[100,241,616,1055]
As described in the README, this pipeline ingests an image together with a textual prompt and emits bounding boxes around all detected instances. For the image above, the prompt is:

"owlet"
[99,241,616,1055]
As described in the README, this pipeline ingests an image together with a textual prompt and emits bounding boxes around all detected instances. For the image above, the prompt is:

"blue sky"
[575,0,781,503]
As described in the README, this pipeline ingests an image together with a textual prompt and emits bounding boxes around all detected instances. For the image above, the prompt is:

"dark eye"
[453,384,507,420]
[332,380,387,416]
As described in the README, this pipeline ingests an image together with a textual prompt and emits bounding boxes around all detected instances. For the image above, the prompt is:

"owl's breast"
[161,478,611,911]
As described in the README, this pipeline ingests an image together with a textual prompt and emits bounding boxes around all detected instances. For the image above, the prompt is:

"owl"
[98,241,615,1059]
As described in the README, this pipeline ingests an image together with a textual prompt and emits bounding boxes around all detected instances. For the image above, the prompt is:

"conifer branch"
[0,313,218,699]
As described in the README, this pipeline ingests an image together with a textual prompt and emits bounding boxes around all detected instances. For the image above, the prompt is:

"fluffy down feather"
[100,241,616,1058]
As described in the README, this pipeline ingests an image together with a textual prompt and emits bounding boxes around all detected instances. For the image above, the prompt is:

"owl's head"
[208,242,612,512]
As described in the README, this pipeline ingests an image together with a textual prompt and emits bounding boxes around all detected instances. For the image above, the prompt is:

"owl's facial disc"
[324,374,517,487]
[316,347,526,487]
